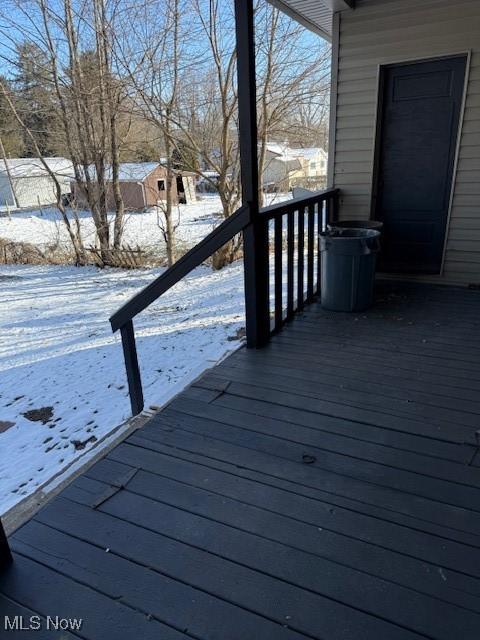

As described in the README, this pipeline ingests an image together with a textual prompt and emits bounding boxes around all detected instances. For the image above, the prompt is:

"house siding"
[72,166,191,211]
[333,0,480,285]
[143,167,179,206]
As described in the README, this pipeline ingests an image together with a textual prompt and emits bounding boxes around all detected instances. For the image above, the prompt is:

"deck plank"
[2,281,480,639]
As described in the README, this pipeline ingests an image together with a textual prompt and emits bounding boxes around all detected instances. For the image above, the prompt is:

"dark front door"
[374,55,467,273]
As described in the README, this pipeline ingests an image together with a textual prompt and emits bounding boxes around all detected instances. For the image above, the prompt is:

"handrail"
[110,204,250,332]
[109,203,251,415]
[110,188,340,416]
[260,187,339,219]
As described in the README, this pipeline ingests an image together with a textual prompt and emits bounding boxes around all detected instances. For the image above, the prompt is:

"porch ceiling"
[267,0,355,40]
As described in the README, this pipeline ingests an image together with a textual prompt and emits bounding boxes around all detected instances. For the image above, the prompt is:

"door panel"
[374,56,467,274]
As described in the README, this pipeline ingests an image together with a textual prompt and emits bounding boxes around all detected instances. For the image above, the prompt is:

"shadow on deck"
[1,280,480,639]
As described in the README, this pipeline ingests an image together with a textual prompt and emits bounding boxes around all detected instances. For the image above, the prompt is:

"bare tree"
[0,80,85,263]
[0,0,330,270]
[0,0,128,265]
[255,3,331,205]
[114,0,185,266]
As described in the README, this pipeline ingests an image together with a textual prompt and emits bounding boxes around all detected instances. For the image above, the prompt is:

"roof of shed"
[0,157,74,179]
[266,143,326,165]
[80,162,160,182]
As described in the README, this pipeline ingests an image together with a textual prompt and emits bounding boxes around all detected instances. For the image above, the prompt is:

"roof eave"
[267,0,333,41]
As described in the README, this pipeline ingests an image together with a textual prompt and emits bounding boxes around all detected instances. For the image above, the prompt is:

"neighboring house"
[262,143,302,192]
[72,162,196,211]
[262,143,327,192]
[197,170,220,194]
[0,157,73,209]
[290,147,328,189]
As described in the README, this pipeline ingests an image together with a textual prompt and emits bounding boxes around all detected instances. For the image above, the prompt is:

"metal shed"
[0,157,73,209]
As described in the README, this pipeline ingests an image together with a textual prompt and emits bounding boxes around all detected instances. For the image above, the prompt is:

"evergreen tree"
[0,76,24,156]
[14,42,60,156]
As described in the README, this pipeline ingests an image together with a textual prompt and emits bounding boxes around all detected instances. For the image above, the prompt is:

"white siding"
[333,0,480,285]
[0,175,15,207]
[12,176,71,208]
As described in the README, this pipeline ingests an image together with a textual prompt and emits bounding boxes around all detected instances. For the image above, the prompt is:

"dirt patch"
[22,406,54,424]
[71,435,98,451]
[227,326,246,341]
[0,420,15,433]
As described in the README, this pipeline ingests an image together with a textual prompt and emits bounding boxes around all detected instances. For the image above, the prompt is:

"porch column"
[235,0,270,348]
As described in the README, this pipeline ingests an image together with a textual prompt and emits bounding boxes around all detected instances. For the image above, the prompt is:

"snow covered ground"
[0,191,296,516]
[0,261,245,515]
[0,195,224,258]
[0,193,291,259]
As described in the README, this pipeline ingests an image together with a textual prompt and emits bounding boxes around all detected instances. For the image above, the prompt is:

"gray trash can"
[320,228,381,312]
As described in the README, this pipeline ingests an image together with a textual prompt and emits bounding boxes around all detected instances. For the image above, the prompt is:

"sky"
[0,0,329,81]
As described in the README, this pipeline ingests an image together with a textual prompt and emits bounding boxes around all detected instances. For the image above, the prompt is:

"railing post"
[0,517,12,570]
[235,0,270,348]
[120,320,144,415]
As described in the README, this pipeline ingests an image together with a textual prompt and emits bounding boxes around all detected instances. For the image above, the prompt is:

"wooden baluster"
[274,215,283,331]
[297,207,305,310]
[307,203,315,302]
[317,200,323,295]
[287,210,294,319]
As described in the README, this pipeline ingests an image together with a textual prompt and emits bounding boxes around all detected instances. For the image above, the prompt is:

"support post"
[0,518,12,570]
[235,0,270,348]
[120,320,144,415]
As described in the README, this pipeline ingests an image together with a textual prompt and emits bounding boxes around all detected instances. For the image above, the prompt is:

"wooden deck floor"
[2,281,480,639]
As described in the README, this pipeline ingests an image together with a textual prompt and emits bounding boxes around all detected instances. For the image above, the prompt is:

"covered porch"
[2,280,480,638]
[2,0,480,637]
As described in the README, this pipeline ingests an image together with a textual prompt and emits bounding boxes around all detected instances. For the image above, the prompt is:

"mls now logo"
[4,616,83,631]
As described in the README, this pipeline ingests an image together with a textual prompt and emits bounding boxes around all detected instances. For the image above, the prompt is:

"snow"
[0,193,291,257]
[0,261,246,515]
[80,162,161,182]
[0,157,74,179]
[0,195,227,257]
[293,147,327,161]
[0,191,295,516]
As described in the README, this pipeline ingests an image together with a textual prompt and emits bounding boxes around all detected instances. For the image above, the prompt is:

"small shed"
[0,157,73,209]
[72,163,196,211]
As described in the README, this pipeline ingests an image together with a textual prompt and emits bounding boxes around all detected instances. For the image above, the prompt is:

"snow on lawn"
[0,193,291,257]
[0,195,224,256]
[0,261,245,515]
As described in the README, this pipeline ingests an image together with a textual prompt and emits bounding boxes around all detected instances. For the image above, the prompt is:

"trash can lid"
[320,227,381,255]
[330,219,383,231]
[324,227,380,239]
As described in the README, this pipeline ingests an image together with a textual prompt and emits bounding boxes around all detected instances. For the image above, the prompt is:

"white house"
[293,147,328,180]
[262,143,327,192]
[0,157,74,209]
[262,143,303,192]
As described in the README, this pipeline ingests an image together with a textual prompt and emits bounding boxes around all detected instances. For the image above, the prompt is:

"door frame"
[370,51,471,275]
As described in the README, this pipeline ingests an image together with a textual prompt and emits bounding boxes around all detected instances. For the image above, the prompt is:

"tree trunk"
[164,121,177,267]
[0,136,19,209]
